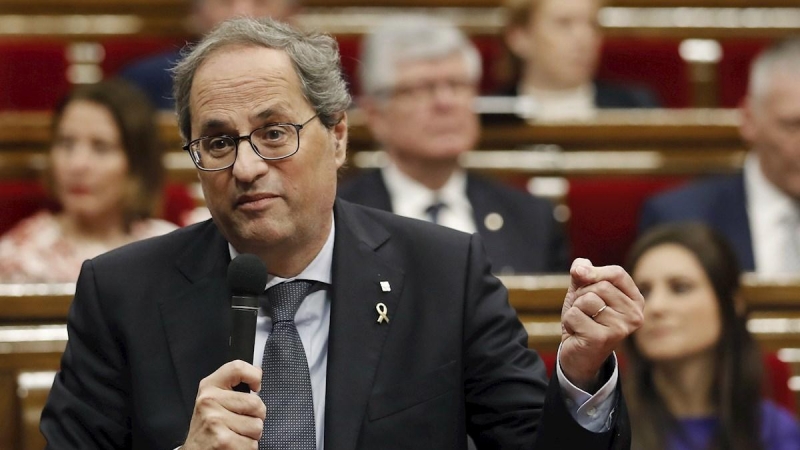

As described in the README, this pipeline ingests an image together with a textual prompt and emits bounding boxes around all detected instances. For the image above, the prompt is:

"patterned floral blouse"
[0,211,178,283]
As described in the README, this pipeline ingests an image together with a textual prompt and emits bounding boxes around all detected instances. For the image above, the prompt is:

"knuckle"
[196,393,216,409]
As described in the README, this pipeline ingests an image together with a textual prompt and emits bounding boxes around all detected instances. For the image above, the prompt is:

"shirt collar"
[745,152,799,223]
[382,162,469,216]
[228,215,335,290]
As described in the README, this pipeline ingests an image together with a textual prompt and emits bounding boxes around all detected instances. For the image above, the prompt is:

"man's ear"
[739,95,759,146]
[332,112,348,168]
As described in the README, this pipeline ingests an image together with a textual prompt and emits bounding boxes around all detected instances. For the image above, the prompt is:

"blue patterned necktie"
[259,280,316,450]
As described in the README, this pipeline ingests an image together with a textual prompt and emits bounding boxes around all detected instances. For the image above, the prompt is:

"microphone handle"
[230,295,259,393]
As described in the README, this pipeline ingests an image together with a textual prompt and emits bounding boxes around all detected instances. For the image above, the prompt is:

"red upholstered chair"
[0,40,70,110]
[762,352,796,413]
[0,181,196,235]
[0,181,56,236]
[717,39,773,108]
[598,38,689,108]
[566,176,688,267]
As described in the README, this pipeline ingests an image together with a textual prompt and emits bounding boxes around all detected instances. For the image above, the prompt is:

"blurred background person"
[639,37,800,274]
[339,15,568,274]
[0,80,177,283]
[502,0,659,121]
[624,223,800,450]
[120,0,301,109]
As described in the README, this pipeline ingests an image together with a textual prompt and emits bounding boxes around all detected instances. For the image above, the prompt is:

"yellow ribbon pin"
[376,303,389,324]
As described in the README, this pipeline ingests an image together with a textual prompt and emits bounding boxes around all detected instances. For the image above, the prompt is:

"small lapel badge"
[484,212,504,231]
[376,302,390,324]
[380,281,391,292]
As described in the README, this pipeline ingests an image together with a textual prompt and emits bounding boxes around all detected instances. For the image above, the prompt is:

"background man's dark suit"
[638,174,754,270]
[41,200,627,449]
[498,80,661,109]
[338,170,569,274]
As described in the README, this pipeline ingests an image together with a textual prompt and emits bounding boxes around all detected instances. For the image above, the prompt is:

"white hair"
[748,37,800,102]
[359,15,482,97]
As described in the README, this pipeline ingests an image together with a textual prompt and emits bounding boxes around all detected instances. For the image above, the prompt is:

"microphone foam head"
[227,254,268,295]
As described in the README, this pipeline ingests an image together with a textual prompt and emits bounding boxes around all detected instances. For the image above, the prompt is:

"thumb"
[569,258,596,293]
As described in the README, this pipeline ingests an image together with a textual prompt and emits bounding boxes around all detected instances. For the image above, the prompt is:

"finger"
[220,407,264,441]
[201,360,263,393]
[573,280,638,316]
[561,303,601,339]
[207,389,266,419]
[584,265,644,308]
[568,258,595,292]
[571,291,608,319]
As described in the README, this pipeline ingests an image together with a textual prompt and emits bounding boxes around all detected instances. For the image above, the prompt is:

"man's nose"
[231,139,268,182]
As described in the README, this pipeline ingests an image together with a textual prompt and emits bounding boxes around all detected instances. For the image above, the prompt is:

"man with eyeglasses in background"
[41,17,643,449]
[339,16,568,275]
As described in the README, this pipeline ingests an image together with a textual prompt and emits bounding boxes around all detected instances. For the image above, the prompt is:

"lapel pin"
[484,212,504,231]
[380,281,391,292]
[376,303,390,324]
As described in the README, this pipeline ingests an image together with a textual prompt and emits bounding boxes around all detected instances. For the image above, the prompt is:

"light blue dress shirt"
[227,218,618,449]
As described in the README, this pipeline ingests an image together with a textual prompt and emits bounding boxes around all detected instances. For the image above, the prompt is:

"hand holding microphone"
[182,254,267,449]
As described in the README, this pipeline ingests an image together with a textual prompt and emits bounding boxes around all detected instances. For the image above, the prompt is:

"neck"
[245,216,332,279]
[389,152,458,191]
[521,67,585,93]
[651,351,716,418]
[59,211,128,245]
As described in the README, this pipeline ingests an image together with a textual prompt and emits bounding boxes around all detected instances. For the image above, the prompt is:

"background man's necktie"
[259,280,316,450]
[425,200,447,224]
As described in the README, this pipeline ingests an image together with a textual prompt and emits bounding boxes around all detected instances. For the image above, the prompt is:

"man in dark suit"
[41,17,644,449]
[640,37,800,274]
[339,16,568,275]
[119,0,300,110]
[502,0,659,121]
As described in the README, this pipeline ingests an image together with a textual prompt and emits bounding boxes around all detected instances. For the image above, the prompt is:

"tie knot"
[425,200,447,224]
[266,280,314,322]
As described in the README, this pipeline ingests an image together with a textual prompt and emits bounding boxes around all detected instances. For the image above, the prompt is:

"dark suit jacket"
[119,49,182,110]
[41,200,628,449]
[638,173,754,270]
[496,80,661,109]
[338,170,569,274]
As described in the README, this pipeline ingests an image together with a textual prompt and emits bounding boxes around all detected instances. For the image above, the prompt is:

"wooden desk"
[2,273,800,447]
[0,109,748,181]
[2,1,798,39]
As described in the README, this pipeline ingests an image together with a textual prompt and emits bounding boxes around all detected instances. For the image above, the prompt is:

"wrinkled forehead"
[189,46,310,130]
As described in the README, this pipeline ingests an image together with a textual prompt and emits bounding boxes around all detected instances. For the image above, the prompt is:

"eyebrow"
[198,119,231,137]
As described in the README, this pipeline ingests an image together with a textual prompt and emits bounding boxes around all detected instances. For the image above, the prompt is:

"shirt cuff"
[555,343,618,433]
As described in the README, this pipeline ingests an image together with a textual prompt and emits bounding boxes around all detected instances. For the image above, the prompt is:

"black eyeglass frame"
[182,114,318,172]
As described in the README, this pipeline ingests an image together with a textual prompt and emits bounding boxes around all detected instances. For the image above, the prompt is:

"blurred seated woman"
[0,79,177,283]
[624,223,800,450]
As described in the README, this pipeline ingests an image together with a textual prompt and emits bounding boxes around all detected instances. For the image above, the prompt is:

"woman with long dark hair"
[0,79,177,282]
[624,222,799,450]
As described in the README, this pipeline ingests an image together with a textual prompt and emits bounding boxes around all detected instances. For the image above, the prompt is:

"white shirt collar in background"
[745,152,800,274]
[381,163,476,233]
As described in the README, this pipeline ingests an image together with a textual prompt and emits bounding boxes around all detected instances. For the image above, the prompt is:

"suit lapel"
[324,201,405,450]
[157,221,232,418]
[713,174,755,270]
[467,176,504,250]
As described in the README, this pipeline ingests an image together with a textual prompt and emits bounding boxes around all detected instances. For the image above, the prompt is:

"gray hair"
[172,17,351,141]
[748,36,800,102]
[359,15,482,97]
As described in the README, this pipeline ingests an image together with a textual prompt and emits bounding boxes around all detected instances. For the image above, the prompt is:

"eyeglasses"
[183,114,318,171]
[381,79,476,103]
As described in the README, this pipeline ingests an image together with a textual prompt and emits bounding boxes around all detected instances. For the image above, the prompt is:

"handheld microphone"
[227,253,267,393]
